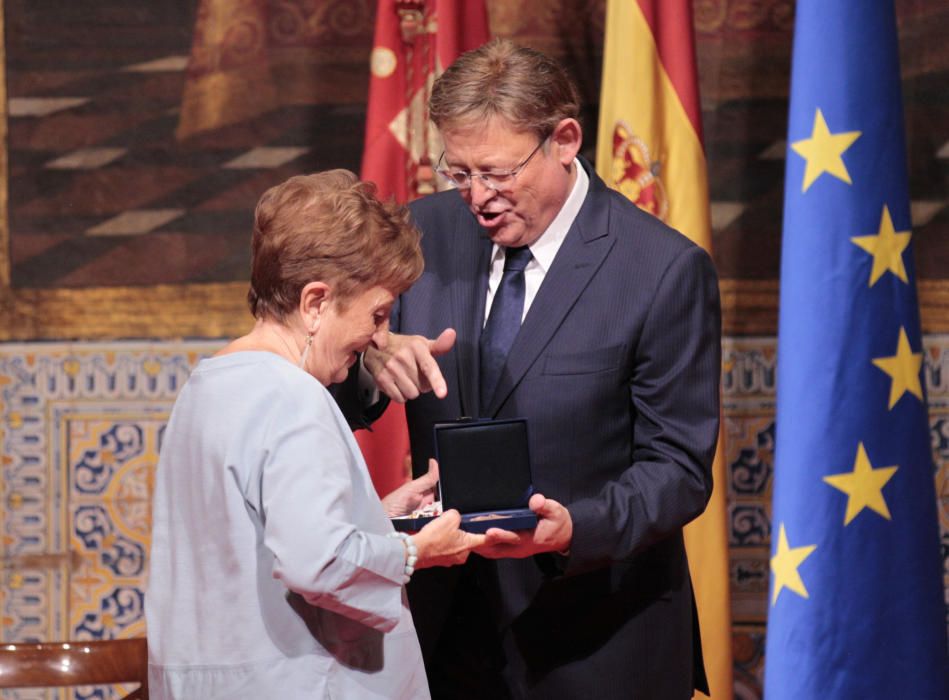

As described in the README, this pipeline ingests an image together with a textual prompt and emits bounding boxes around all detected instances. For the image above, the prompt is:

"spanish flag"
[358,0,490,496]
[596,2,732,697]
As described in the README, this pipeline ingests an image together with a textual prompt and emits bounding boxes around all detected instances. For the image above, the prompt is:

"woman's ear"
[299,281,332,332]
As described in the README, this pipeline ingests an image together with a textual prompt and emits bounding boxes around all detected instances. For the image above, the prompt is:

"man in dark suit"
[363,39,721,699]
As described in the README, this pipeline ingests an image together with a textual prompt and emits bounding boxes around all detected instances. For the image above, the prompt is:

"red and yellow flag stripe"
[596,2,732,698]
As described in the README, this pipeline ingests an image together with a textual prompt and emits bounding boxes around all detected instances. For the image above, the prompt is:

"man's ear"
[551,117,583,165]
[299,281,332,332]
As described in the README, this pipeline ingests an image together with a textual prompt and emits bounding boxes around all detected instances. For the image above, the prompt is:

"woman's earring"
[298,330,314,370]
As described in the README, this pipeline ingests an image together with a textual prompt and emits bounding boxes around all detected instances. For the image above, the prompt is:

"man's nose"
[469,176,497,207]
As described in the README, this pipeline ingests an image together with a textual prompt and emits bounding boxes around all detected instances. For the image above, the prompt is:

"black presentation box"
[391,418,538,534]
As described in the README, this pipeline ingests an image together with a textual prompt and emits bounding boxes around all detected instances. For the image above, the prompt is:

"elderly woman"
[145,170,483,699]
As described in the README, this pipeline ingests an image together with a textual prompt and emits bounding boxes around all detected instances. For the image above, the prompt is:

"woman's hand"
[413,510,485,568]
[381,458,439,517]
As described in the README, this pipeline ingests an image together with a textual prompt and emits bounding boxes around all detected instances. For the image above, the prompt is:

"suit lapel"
[483,168,615,415]
[451,209,492,418]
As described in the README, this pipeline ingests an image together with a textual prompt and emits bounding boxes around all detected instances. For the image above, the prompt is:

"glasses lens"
[436,140,545,193]
[437,169,470,189]
[482,173,514,190]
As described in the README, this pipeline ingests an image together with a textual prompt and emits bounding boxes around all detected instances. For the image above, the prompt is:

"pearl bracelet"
[387,531,418,583]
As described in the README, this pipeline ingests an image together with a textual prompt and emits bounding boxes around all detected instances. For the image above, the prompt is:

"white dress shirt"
[483,159,590,324]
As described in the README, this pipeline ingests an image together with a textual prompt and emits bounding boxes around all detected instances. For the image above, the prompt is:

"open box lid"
[390,418,537,533]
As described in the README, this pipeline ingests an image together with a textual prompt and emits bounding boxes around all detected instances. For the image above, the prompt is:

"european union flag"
[765,1,948,697]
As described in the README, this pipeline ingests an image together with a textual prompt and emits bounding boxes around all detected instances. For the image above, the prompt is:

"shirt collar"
[490,158,590,272]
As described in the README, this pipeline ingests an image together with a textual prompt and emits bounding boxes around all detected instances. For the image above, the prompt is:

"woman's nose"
[371,322,390,350]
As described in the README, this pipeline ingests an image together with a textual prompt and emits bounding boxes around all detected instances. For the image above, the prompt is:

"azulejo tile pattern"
[1,337,946,700]
[0,342,220,699]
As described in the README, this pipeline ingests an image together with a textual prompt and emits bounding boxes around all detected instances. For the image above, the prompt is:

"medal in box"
[391,418,537,534]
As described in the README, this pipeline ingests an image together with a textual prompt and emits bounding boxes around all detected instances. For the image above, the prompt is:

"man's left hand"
[475,493,573,559]
[364,328,456,403]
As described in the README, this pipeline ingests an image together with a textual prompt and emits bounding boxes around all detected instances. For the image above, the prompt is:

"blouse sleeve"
[258,386,407,633]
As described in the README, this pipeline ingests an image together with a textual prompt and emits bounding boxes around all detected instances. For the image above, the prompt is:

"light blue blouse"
[145,352,429,699]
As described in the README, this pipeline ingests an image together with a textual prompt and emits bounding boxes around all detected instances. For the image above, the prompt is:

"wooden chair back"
[0,638,148,699]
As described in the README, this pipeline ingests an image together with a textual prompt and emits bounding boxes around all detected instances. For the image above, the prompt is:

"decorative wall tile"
[1,336,946,700]
[0,343,219,699]
[733,625,766,700]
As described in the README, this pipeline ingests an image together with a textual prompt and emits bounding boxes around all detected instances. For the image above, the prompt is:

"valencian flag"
[357,0,490,496]
[765,1,947,697]
[595,1,732,697]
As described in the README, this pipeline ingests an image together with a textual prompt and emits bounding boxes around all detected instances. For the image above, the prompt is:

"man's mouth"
[476,210,505,227]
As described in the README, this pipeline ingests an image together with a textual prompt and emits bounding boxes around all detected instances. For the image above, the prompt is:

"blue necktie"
[480,246,532,406]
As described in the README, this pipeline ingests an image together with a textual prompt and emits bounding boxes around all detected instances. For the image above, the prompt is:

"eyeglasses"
[435,138,547,192]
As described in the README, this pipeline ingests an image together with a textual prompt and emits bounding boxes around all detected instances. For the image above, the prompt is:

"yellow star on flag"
[770,523,817,606]
[790,108,861,192]
[823,442,898,525]
[851,205,912,286]
[872,327,923,409]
